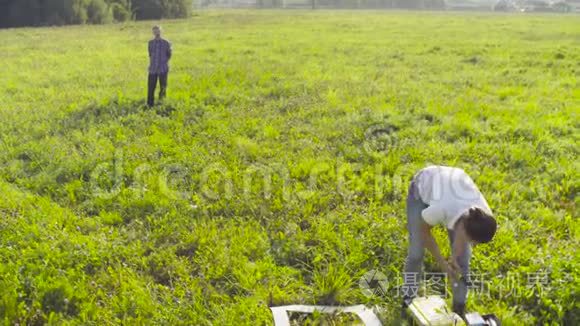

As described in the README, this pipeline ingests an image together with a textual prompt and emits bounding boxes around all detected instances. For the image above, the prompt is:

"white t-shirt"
[416,166,492,230]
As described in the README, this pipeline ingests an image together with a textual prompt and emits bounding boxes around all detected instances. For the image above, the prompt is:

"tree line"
[0,0,466,28]
[201,0,447,9]
[0,0,192,28]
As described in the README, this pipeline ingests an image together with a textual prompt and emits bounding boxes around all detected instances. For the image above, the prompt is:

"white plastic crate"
[407,296,466,326]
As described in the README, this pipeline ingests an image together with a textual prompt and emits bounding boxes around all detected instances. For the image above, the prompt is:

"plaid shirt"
[148,38,172,74]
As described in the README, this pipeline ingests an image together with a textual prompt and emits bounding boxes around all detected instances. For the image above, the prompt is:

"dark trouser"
[402,170,471,310]
[147,73,168,106]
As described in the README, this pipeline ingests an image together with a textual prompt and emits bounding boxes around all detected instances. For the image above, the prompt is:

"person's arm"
[167,42,172,60]
[451,218,469,269]
[420,206,460,279]
[148,41,152,58]
[420,222,448,270]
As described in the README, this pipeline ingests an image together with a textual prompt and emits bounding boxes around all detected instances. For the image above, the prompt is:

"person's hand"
[444,263,459,281]
[448,257,461,275]
[452,302,466,317]
[443,258,460,281]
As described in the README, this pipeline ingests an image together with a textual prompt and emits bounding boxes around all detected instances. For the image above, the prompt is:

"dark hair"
[462,207,497,243]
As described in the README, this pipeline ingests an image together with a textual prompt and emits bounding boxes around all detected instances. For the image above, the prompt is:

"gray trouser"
[402,170,471,305]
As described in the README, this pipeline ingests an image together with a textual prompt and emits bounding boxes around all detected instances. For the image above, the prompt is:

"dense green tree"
[87,0,112,23]
[0,0,197,28]
[111,2,133,21]
[133,0,191,20]
[162,0,191,18]
[133,0,163,19]
[0,0,42,27]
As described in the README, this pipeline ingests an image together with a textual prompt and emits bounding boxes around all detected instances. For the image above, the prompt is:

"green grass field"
[0,10,578,325]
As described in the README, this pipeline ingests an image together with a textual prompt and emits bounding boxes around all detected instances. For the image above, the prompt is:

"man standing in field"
[147,25,172,107]
[402,165,498,316]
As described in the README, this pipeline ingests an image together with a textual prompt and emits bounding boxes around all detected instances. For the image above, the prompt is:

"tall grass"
[0,10,578,325]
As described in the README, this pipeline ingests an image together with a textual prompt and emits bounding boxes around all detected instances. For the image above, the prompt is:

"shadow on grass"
[60,98,178,132]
